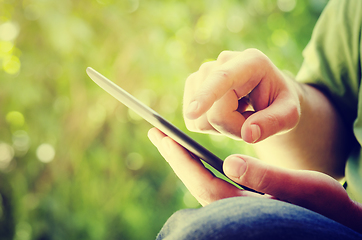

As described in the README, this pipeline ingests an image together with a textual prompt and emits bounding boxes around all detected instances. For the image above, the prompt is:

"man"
[149,0,362,239]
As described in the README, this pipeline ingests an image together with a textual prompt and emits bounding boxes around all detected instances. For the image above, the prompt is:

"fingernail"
[186,101,199,116]
[224,156,247,178]
[250,124,261,143]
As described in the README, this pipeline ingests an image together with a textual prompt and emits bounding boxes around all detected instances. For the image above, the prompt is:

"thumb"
[241,95,300,143]
[224,157,362,235]
[223,155,352,219]
[223,155,293,197]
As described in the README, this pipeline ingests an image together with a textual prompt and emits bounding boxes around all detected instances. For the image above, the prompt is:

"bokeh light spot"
[277,0,297,12]
[36,143,55,163]
[267,13,286,30]
[125,152,144,171]
[87,102,107,127]
[128,108,143,122]
[12,130,30,156]
[0,22,19,41]
[226,16,244,33]
[6,111,25,128]
[0,143,14,170]
[15,221,32,240]
[271,29,289,47]
[134,89,156,107]
[194,15,212,44]
[127,0,139,13]
[0,41,14,53]
[159,94,179,114]
[0,22,20,41]
[166,39,186,60]
[23,3,41,21]
[3,55,21,74]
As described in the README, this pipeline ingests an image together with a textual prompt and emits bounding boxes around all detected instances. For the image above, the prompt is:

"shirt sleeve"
[295,0,362,128]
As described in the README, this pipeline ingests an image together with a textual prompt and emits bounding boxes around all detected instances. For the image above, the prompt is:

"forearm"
[253,82,352,180]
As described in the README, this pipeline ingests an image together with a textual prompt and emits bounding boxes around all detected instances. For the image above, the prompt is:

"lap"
[157,197,362,240]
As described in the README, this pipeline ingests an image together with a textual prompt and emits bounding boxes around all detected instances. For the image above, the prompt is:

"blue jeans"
[157,197,362,240]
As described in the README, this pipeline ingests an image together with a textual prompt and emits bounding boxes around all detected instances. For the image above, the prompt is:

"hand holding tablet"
[86,67,259,193]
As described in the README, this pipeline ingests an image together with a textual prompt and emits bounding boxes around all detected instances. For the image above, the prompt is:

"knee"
[157,197,289,240]
[157,197,323,240]
[156,208,203,240]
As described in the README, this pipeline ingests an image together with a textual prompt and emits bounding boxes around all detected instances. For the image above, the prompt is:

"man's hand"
[148,127,362,234]
[183,49,301,143]
[148,127,267,206]
[183,49,352,179]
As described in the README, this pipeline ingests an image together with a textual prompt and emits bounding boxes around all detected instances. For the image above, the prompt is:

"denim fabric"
[157,197,362,240]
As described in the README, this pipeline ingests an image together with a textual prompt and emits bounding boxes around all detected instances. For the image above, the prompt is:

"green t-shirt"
[296,0,362,203]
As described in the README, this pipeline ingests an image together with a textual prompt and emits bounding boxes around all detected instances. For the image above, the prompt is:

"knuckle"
[243,48,263,57]
[198,61,215,74]
[194,89,218,107]
[254,166,273,193]
[217,50,234,63]
[265,104,300,133]
[244,48,270,65]
[207,113,225,129]
[210,69,231,83]
[264,113,281,131]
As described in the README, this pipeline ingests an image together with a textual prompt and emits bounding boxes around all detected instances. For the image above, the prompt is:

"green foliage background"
[0,0,326,239]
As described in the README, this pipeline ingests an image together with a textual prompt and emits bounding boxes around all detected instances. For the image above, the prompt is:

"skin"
[147,49,362,234]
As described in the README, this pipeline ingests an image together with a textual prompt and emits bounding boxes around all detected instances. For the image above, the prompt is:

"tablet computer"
[86,67,257,193]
